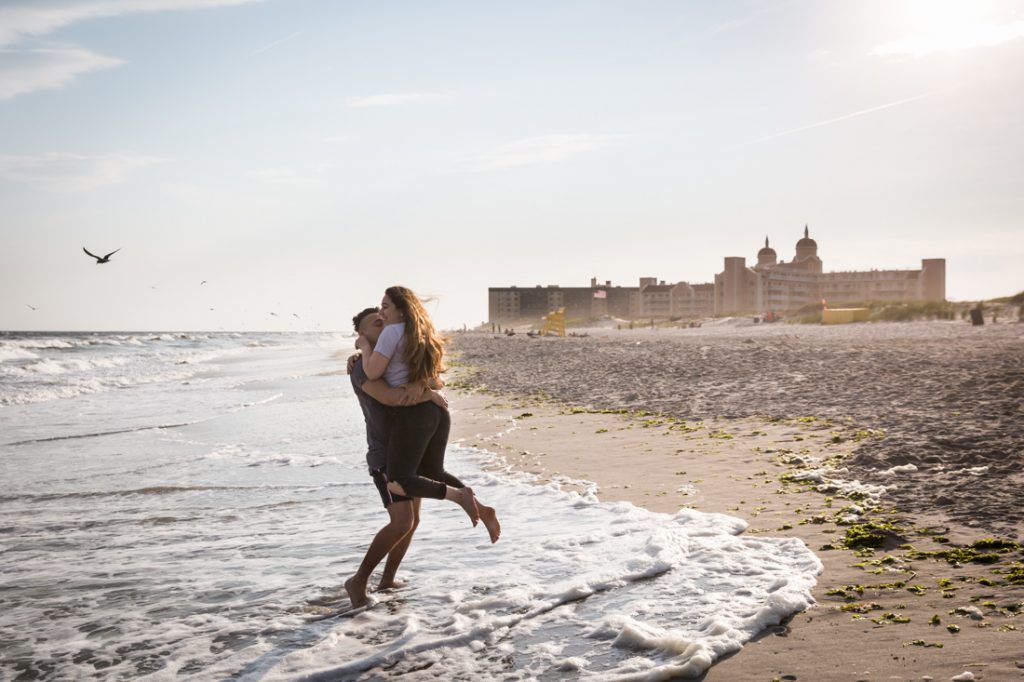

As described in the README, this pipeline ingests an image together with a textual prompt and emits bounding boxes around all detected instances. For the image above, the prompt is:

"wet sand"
[448,321,1024,680]
[452,321,1024,534]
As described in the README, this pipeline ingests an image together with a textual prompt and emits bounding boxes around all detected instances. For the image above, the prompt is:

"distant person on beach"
[346,288,500,607]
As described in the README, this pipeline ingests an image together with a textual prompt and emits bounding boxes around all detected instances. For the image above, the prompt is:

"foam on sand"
[266,465,822,681]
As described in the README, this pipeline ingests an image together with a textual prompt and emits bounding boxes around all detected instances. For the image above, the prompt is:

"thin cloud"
[459,134,623,172]
[246,31,301,58]
[0,152,169,190]
[701,0,795,39]
[347,92,448,108]
[0,0,266,99]
[0,0,267,47]
[0,48,123,99]
[872,19,1024,58]
[244,167,318,186]
[754,93,936,143]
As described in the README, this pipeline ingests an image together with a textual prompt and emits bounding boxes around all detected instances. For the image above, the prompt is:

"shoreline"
[447,324,1023,680]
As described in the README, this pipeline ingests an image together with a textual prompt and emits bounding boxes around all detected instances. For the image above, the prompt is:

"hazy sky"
[2,0,1022,331]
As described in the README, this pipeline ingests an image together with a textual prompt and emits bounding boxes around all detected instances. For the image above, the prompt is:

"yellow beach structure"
[822,307,870,325]
[540,308,566,336]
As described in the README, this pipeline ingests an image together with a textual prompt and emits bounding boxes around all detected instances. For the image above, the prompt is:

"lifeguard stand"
[540,308,566,336]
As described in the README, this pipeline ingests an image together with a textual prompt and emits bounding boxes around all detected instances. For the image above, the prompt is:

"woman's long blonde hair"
[385,285,447,383]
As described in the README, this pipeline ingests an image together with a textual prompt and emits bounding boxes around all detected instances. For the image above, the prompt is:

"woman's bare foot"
[376,578,406,591]
[478,504,501,544]
[451,486,480,526]
[344,575,368,608]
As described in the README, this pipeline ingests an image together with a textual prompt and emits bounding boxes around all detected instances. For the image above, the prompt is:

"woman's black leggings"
[385,402,464,500]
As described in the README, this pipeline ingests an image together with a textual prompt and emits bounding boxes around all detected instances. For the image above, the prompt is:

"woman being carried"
[357,285,500,543]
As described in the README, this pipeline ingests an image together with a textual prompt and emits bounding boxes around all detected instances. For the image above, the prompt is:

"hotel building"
[487,227,946,323]
[714,227,946,315]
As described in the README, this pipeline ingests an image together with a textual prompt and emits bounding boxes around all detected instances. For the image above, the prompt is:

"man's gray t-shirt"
[350,357,389,471]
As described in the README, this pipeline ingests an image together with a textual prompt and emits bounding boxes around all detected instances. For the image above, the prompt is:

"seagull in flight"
[200,280,208,285]
[83,247,121,264]
[26,304,37,311]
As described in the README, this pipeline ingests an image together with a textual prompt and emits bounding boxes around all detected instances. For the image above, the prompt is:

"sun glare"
[875,0,1024,57]
[903,0,996,34]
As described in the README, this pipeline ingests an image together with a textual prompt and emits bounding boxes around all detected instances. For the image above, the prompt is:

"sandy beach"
[448,321,1024,681]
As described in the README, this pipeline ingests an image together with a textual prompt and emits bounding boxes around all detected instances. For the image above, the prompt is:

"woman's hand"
[346,352,361,374]
[429,390,449,411]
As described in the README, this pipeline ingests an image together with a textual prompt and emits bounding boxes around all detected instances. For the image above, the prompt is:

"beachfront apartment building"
[487,226,946,324]
[714,227,946,314]
[488,277,715,324]
[489,279,639,324]
[638,279,715,319]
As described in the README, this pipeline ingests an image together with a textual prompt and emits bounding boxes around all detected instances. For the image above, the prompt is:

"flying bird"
[83,247,121,264]
[292,313,300,318]
[200,280,208,285]
[270,312,279,317]
[26,304,37,310]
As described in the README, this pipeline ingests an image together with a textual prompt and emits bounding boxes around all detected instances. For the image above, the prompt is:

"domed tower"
[756,235,777,268]
[793,225,822,272]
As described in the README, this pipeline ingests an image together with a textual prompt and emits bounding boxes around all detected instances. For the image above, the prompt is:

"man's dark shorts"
[370,467,414,508]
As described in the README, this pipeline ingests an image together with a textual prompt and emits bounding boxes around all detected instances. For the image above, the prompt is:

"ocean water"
[0,333,822,680]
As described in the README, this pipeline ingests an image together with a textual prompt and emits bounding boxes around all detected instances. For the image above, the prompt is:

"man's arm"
[361,378,434,407]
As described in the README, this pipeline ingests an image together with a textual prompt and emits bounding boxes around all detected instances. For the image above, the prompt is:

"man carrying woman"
[345,286,500,608]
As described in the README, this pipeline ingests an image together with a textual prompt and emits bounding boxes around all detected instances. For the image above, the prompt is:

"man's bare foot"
[478,504,501,544]
[306,590,347,607]
[455,486,480,526]
[344,575,368,608]
[376,578,406,591]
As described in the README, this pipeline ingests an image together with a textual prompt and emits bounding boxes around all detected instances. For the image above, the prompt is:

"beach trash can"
[970,308,984,326]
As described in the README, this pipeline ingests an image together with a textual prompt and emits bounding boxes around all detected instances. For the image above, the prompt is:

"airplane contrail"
[247,31,301,58]
[756,91,937,143]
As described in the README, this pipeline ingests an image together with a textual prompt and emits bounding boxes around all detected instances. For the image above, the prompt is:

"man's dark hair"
[352,307,380,332]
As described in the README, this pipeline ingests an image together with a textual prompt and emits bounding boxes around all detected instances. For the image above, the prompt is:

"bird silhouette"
[83,247,120,263]
[200,280,208,285]
[292,313,300,318]
[270,312,279,317]
[26,304,37,311]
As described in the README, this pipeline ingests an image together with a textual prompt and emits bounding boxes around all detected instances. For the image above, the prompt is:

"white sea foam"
[789,466,888,505]
[6,337,76,349]
[880,463,918,476]
[0,332,274,407]
[0,346,40,362]
[25,359,67,375]
[0,366,202,406]
[267,491,819,681]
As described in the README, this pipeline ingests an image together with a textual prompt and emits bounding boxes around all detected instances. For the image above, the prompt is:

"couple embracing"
[345,285,500,608]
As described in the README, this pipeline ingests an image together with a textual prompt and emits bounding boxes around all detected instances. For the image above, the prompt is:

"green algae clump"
[842,522,899,549]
